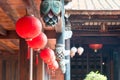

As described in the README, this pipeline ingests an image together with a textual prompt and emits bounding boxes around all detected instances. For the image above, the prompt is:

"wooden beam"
[0,25,7,36]
[66,10,120,15]
[73,32,120,37]
[0,30,19,39]
[0,41,15,54]
[0,50,18,55]
[69,15,120,20]
[0,0,19,23]
[71,37,120,45]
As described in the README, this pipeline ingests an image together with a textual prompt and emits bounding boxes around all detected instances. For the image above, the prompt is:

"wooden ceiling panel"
[7,0,26,17]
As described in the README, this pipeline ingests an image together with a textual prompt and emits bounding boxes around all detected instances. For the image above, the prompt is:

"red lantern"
[27,32,47,50]
[89,44,103,52]
[16,15,42,40]
[48,60,59,70]
[46,57,56,65]
[40,48,56,63]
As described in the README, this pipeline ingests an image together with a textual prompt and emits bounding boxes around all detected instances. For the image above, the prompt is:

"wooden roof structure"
[65,0,120,46]
[0,0,120,54]
[65,0,120,10]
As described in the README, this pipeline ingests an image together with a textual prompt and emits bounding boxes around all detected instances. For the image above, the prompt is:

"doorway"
[71,42,120,80]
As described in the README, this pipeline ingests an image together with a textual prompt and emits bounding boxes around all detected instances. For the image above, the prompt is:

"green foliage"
[84,71,107,80]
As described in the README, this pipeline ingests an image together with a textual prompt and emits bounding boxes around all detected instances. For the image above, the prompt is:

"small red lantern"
[48,60,59,70]
[89,44,103,52]
[46,57,56,65]
[27,32,47,50]
[40,48,56,63]
[16,15,42,40]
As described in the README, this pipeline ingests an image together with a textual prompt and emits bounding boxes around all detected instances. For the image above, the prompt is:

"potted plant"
[84,71,107,80]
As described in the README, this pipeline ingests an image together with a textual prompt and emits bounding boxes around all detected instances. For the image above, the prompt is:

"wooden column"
[36,57,43,80]
[19,38,43,80]
[19,38,29,80]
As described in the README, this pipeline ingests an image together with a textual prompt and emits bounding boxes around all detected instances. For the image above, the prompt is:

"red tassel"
[36,54,39,65]
[27,47,30,60]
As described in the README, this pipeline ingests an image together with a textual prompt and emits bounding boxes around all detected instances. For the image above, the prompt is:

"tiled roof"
[65,0,120,10]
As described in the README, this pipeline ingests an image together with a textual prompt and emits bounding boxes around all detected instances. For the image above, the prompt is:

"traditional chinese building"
[0,0,120,80]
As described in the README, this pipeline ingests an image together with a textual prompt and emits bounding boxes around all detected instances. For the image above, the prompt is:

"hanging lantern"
[77,47,84,55]
[16,15,42,41]
[89,44,103,52]
[27,32,47,50]
[40,48,56,64]
[46,57,56,65]
[70,47,77,57]
[48,60,59,71]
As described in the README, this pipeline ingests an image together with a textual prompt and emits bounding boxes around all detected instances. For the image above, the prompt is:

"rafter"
[0,0,19,24]
[22,0,40,18]
[9,39,19,47]
[0,25,7,36]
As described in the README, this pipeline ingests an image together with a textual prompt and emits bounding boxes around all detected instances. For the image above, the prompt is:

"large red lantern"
[16,15,42,40]
[27,32,47,50]
[89,44,103,52]
[40,48,56,63]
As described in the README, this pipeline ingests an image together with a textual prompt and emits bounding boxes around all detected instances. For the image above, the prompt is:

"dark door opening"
[71,44,120,80]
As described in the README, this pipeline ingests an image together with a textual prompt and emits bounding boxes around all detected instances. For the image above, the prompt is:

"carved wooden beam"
[0,25,7,36]
[0,0,19,23]
[0,41,15,54]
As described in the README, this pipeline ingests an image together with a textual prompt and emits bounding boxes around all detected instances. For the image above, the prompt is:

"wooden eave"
[0,0,120,54]
[66,10,120,15]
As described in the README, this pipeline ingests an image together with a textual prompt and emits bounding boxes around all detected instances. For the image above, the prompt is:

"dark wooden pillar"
[19,38,43,80]
[36,57,43,80]
[19,38,29,80]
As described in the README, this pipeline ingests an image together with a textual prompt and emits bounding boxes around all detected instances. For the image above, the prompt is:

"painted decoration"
[40,0,62,26]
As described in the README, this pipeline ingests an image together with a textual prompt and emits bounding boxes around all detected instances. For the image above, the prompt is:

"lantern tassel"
[27,47,30,59]
[36,54,39,65]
